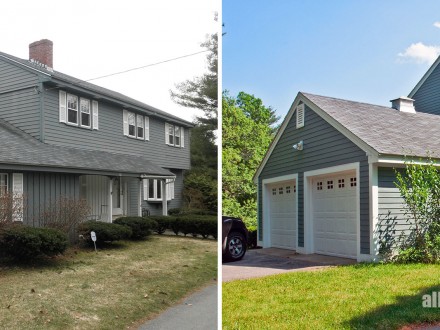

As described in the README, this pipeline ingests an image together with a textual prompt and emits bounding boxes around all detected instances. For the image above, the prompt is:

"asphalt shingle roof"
[0,51,192,127]
[0,118,173,177]
[302,92,440,158]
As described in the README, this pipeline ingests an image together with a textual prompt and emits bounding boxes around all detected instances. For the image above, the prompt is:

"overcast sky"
[0,0,219,122]
[223,0,440,119]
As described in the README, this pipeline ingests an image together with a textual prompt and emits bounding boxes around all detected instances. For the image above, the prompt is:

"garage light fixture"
[292,140,304,151]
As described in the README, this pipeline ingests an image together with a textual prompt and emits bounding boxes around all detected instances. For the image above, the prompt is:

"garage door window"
[327,180,333,189]
[338,179,345,188]
[286,186,291,194]
[350,177,357,187]
[272,188,276,195]
[317,181,323,190]
[278,187,284,195]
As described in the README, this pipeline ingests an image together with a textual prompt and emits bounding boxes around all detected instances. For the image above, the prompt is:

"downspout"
[38,77,45,142]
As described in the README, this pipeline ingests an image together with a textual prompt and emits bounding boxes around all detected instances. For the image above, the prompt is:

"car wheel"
[225,232,246,261]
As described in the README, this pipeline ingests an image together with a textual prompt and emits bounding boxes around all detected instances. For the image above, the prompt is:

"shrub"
[147,216,176,234]
[173,215,217,239]
[39,197,91,241]
[0,192,26,227]
[0,224,67,259]
[114,217,157,239]
[78,221,132,245]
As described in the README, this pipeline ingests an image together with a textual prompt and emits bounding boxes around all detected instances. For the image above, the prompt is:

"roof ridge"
[300,91,392,110]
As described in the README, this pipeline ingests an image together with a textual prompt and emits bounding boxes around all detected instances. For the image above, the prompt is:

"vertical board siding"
[80,175,109,220]
[378,167,412,239]
[23,172,80,226]
[43,88,190,170]
[258,105,370,253]
[413,63,440,115]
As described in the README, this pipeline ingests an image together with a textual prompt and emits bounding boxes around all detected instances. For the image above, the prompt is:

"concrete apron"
[222,248,356,282]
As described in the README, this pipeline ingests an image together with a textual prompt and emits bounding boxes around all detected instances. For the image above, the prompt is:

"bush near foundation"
[114,217,157,239]
[0,224,67,259]
[147,216,176,235]
[78,221,132,245]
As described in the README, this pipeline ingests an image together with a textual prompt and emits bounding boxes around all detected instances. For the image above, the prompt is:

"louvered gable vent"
[296,103,305,128]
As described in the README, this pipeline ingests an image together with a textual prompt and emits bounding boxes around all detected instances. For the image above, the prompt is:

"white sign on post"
[91,231,97,252]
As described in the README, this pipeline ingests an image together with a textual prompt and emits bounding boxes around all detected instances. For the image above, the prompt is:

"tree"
[170,34,218,212]
[222,91,279,227]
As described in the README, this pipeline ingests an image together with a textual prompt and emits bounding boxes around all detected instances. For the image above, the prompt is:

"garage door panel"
[312,173,357,258]
[269,180,296,249]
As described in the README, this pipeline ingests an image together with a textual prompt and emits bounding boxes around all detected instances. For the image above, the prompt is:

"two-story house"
[0,39,192,225]
[254,55,440,262]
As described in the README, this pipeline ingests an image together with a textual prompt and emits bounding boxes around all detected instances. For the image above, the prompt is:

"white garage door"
[312,173,357,258]
[269,181,297,249]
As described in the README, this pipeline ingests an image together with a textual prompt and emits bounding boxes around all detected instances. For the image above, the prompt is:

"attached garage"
[311,172,357,258]
[268,180,297,249]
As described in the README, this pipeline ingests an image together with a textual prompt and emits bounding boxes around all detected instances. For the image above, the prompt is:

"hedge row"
[148,215,217,239]
[0,224,68,260]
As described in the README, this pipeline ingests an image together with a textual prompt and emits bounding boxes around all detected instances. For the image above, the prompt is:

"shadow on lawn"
[345,284,440,330]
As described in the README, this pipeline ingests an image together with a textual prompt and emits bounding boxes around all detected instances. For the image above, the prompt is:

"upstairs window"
[123,110,150,140]
[67,94,78,125]
[59,90,98,130]
[80,98,91,128]
[165,123,185,148]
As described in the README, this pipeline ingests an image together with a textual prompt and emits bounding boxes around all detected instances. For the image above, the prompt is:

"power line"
[45,49,210,91]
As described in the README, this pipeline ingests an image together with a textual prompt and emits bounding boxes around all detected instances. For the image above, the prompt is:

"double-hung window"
[59,90,98,129]
[123,110,150,140]
[165,123,184,147]
[67,94,78,125]
[80,98,91,128]
[143,178,174,201]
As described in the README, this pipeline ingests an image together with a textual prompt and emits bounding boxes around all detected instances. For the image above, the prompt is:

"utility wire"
[45,49,209,91]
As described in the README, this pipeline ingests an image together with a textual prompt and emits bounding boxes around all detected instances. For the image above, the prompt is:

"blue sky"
[223,0,440,119]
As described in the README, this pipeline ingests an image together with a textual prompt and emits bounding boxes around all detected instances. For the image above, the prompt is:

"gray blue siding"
[259,104,370,254]
[42,88,190,170]
[378,167,411,240]
[23,172,80,226]
[412,63,440,115]
[0,59,41,138]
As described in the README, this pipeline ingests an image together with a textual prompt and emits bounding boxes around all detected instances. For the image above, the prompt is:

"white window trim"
[59,90,98,130]
[145,117,150,141]
[136,114,144,140]
[127,112,136,138]
[123,110,150,141]
[67,93,79,126]
[165,123,184,148]
[80,98,91,129]
[143,178,174,201]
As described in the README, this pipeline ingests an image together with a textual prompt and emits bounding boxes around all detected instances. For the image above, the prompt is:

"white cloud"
[398,42,440,64]
[434,22,440,28]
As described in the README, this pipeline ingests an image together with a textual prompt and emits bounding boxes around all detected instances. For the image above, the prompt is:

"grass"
[0,235,217,329]
[223,263,440,329]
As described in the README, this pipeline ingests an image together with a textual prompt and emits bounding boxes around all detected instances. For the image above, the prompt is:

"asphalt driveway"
[222,248,356,282]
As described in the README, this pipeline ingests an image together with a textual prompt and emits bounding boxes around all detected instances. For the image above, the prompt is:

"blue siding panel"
[258,105,370,254]
[413,63,440,115]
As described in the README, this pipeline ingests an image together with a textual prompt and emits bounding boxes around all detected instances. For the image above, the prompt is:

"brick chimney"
[29,39,53,68]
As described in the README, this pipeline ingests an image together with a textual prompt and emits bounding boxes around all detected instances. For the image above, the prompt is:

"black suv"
[222,216,248,262]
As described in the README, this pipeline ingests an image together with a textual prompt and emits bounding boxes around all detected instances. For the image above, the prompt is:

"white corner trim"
[369,163,379,261]
[261,173,298,249]
[303,162,360,259]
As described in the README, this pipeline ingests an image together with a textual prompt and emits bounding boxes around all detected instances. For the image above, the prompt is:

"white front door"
[312,173,357,258]
[269,180,297,249]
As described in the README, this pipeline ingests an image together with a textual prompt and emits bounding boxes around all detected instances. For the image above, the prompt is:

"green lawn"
[0,235,217,329]
[223,263,440,329]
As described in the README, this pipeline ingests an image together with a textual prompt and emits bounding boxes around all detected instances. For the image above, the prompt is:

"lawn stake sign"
[91,231,97,252]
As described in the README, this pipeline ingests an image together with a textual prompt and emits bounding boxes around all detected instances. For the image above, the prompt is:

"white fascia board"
[253,92,379,183]
[408,55,440,98]
[377,155,440,167]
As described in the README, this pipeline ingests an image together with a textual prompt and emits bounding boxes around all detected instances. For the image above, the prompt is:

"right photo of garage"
[222,1,440,329]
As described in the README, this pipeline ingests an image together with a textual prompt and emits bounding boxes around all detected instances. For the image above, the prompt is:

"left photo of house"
[0,1,218,329]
